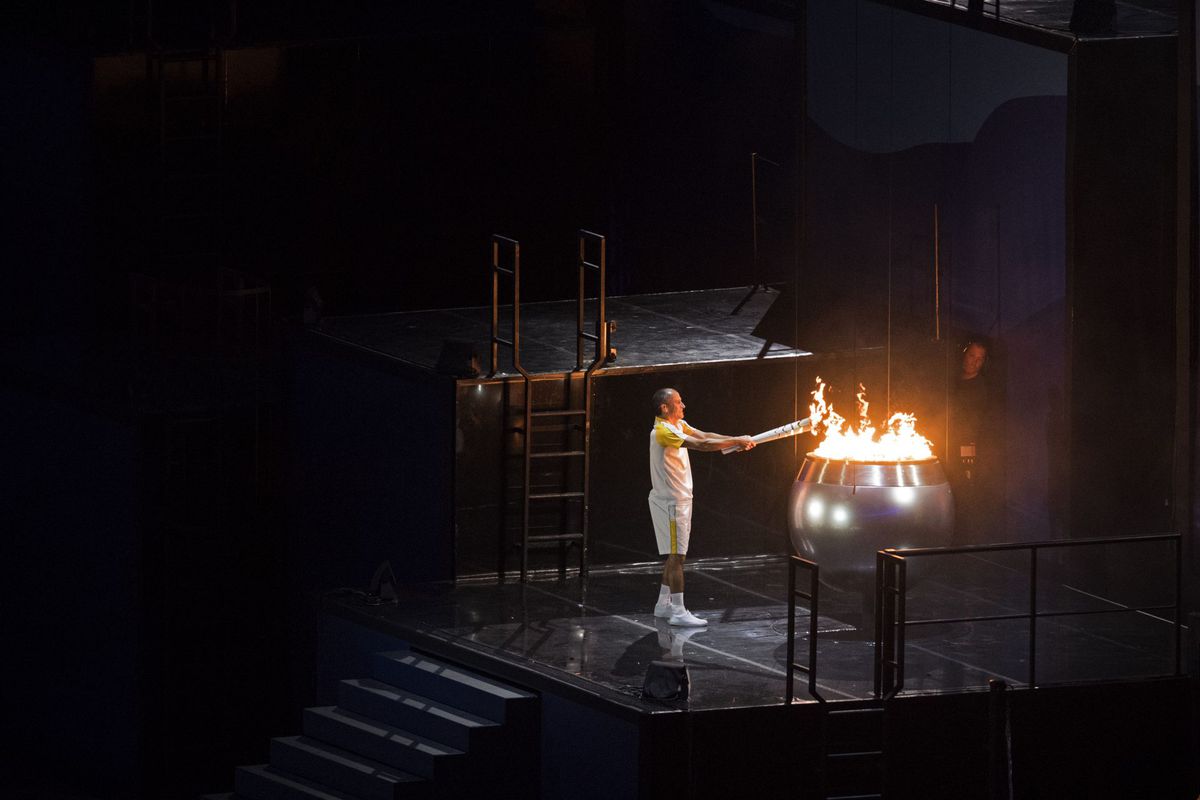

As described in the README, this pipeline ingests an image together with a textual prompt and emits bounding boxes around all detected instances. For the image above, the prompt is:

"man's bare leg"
[659,554,705,626]
[661,554,685,594]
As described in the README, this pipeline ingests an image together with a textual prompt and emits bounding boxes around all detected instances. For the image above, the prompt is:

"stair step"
[235,764,357,800]
[528,491,584,500]
[337,678,499,750]
[302,706,462,780]
[529,450,585,458]
[270,735,429,800]
[530,409,586,417]
[371,651,535,723]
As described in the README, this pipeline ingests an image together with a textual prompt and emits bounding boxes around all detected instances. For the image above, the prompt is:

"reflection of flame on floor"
[808,378,934,461]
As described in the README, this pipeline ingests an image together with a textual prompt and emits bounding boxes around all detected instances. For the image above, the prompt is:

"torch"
[721,417,813,454]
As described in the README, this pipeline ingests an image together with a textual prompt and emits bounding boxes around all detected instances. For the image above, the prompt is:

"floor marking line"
[1061,584,1188,629]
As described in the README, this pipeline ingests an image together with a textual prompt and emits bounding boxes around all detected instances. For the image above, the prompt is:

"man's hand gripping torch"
[721,417,813,454]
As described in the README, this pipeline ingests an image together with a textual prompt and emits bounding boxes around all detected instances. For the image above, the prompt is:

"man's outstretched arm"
[683,428,755,452]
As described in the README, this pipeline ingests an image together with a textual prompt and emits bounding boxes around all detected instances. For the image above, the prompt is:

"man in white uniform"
[649,388,755,626]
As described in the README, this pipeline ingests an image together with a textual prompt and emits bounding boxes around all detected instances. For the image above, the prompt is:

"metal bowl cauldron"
[788,455,954,589]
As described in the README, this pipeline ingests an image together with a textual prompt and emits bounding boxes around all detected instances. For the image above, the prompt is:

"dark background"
[3,1,1194,798]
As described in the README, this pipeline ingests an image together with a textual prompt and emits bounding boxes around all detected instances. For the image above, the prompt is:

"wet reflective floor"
[332,552,1182,712]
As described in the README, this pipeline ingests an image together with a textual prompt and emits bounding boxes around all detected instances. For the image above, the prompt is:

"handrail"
[488,235,529,379]
[873,533,1183,699]
[574,229,608,580]
[786,555,825,703]
[878,532,1180,556]
[576,229,609,372]
[874,551,906,698]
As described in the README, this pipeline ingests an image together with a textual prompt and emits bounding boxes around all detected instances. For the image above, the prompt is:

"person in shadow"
[946,337,1003,544]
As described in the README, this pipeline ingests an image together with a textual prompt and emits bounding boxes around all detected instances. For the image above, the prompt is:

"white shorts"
[649,497,692,556]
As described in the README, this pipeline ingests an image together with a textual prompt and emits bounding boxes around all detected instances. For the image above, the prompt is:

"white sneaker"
[653,601,674,619]
[668,608,708,627]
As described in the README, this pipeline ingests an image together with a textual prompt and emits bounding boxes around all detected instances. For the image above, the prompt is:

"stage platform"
[328,554,1181,712]
[308,555,1192,799]
[315,285,805,376]
[285,288,1194,798]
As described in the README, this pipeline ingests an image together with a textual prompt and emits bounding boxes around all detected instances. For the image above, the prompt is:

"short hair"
[651,388,675,417]
[962,337,990,354]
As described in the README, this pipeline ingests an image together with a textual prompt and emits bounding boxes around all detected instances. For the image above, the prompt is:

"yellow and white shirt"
[649,416,700,504]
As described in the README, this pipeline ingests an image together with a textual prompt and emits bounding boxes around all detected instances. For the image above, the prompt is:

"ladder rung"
[827,707,884,716]
[826,795,882,800]
[528,491,585,500]
[531,409,586,417]
[530,450,586,459]
[827,750,883,760]
[526,533,583,543]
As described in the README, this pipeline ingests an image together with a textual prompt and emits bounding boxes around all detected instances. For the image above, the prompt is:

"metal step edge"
[372,651,537,714]
[270,735,425,800]
[301,708,454,781]
[375,651,537,700]
[339,678,499,729]
[235,764,357,800]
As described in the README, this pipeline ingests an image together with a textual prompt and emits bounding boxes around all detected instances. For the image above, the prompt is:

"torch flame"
[807,378,934,461]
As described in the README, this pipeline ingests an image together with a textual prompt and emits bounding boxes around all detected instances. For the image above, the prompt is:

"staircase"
[208,647,539,799]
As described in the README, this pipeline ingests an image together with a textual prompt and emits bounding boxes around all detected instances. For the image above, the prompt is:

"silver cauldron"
[788,455,954,588]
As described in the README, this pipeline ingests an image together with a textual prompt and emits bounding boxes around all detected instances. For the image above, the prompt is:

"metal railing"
[575,230,609,371]
[786,555,825,703]
[488,235,526,380]
[874,533,1183,698]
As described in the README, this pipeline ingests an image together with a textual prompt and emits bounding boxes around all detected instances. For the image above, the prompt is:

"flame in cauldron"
[808,378,934,461]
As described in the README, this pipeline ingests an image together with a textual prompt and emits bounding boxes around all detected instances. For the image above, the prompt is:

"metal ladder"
[489,232,609,582]
[820,701,886,800]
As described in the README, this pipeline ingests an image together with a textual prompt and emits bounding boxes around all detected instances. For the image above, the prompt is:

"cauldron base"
[789,456,955,584]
